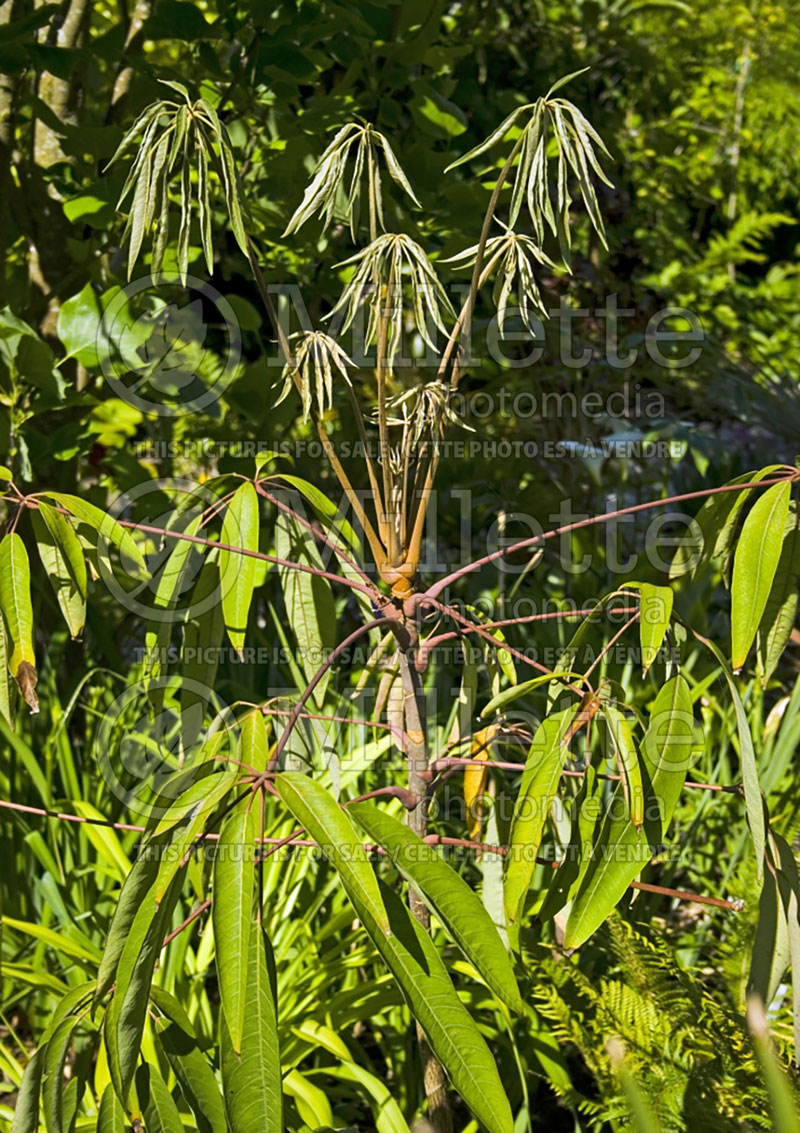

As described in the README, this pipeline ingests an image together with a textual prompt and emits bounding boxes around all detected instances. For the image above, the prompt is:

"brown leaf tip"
[16,661,39,715]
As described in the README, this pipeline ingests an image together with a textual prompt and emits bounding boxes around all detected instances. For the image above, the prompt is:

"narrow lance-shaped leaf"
[731,481,791,671]
[601,702,644,830]
[220,926,282,1133]
[43,493,149,577]
[154,990,227,1133]
[220,481,260,656]
[638,582,673,675]
[10,1046,44,1133]
[213,798,258,1053]
[275,774,513,1133]
[702,636,766,879]
[31,502,86,640]
[0,533,38,714]
[564,675,695,949]
[757,505,800,686]
[97,1083,126,1133]
[135,1062,185,1133]
[104,869,184,1103]
[350,802,523,1013]
[504,705,579,949]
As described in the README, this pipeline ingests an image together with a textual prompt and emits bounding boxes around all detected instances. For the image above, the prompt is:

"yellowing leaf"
[465,726,496,842]
[0,533,38,714]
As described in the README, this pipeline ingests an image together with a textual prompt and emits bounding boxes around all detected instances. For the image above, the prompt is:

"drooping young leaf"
[220,926,282,1133]
[31,502,86,639]
[731,481,791,672]
[0,532,38,713]
[565,676,694,948]
[220,481,260,656]
[213,797,258,1053]
[350,802,522,1013]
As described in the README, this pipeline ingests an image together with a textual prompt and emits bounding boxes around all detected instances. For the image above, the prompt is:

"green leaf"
[97,1083,126,1132]
[44,493,148,577]
[481,671,580,718]
[638,583,673,674]
[276,775,512,1133]
[220,927,282,1133]
[409,79,468,138]
[445,105,528,171]
[56,283,105,367]
[135,1062,184,1133]
[702,637,766,878]
[669,467,785,581]
[213,798,258,1053]
[156,1012,227,1133]
[31,502,86,639]
[274,774,389,933]
[220,481,260,656]
[546,67,590,96]
[105,870,183,1102]
[42,1014,77,1133]
[0,532,37,713]
[152,771,237,902]
[349,802,522,1013]
[758,506,800,685]
[275,511,337,708]
[601,702,644,830]
[95,846,162,1003]
[382,880,514,1133]
[241,710,269,774]
[10,1047,44,1133]
[731,482,791,671]
[564,676,694,948]
[503,706,579,948]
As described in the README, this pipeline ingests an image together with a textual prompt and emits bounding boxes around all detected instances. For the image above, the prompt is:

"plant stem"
[437,135,524,389]
[397,644,453,1133]
[244,234,388,569]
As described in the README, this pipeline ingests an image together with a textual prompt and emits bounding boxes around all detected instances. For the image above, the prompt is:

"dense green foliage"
[2,1,800,1131]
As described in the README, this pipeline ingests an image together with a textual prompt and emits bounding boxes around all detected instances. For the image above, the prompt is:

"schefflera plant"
[78,73,616,1133]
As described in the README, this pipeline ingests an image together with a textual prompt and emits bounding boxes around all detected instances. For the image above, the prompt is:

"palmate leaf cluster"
[442,225,558,335]
[326,233,455,374]
[275,331,355,422]
[108,81,248,282]
[446,71,614,258]
[283,121,421,240]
